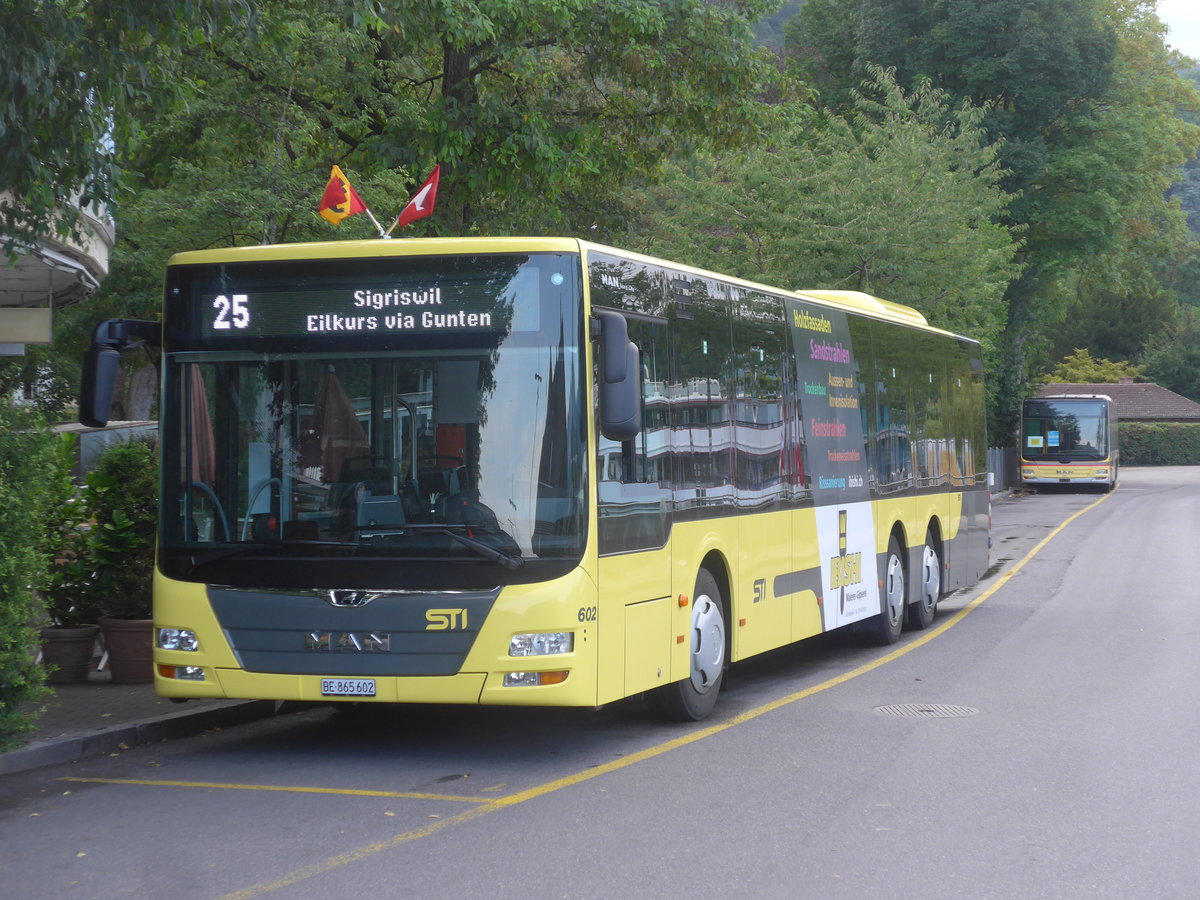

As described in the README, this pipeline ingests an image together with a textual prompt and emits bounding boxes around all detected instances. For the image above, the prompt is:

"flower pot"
[40,624,100,684]
[99,617,155,684]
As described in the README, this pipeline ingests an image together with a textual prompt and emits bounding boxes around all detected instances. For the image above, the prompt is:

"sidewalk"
[2,668,285,777]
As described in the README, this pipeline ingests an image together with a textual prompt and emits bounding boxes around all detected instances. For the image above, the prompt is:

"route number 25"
[213,294,250,330]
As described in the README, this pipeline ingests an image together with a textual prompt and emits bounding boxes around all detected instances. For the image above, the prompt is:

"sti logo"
[425,608,468,631]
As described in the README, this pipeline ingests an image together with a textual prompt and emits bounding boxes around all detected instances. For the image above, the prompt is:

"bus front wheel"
[647,569,726,721]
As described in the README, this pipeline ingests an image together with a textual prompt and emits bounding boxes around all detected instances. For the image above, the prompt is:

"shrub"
[85,438,158,620]
[0,405,75,749]
[1119,423,1200,466]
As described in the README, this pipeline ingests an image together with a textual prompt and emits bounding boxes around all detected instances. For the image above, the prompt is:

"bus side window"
[597,317,670,553]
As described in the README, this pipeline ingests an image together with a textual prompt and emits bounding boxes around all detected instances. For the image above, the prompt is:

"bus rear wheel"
[647,569,726,721]
[866,535,905,645]
[907,531,940,630]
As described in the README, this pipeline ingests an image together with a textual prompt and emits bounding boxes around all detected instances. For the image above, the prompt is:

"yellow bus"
[80,237,990,720]
[1020,394,1118,491]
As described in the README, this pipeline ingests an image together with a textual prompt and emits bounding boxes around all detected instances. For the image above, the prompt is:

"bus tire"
[907,531,940,630]
[867,535,905,645]
[647,569,726,721]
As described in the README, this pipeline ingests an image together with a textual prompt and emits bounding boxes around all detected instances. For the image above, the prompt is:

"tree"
[140,0,780,237]
[786,0,1200,440]
[0,0,253,252]
[1140,306,1200,400]
[1042,348,1141,383]
[16,1,782,417]
[628,67,1021,349]
[1168,65,1200,234]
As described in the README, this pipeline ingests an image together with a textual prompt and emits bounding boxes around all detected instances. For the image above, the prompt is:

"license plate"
[321,678,376,697]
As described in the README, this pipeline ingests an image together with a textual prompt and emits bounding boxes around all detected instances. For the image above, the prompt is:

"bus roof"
[1032,394,1115,403]
[167,236,961,337]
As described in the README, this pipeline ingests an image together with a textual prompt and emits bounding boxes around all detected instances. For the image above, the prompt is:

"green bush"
[1119,423,1200,466]
[84,439,158,620]
[0,405,75,749]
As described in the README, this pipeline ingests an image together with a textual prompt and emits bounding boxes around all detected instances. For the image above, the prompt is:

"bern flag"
[318,165,367,225]
[395,165,440,229]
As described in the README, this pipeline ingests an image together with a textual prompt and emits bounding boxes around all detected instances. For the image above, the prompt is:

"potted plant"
[31,429,100,684]
[39,500,103,684]
[87,439,158,684]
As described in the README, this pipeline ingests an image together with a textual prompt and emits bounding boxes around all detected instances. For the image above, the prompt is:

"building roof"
[1,194,114,356]
[1037,382,1200,422]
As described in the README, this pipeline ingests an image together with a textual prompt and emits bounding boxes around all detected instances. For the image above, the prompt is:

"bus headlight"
[509,632,573,657]
[159,664,206,681]
[503,670,570,687]
[157,628,200,651]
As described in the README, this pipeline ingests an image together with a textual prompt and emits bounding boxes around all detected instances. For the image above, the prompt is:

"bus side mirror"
[79,318,162,428]
[80,346,122,428]
[594,309,642,442]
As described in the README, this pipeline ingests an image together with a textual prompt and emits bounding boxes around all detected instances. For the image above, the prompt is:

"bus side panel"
[596,546,672,706]
[789,507,824,642]
[960,485,992,586]
[623,596,672,697]
[734,509,793,659]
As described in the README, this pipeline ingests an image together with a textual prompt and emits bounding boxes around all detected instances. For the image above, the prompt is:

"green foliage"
[1169,65,1200,234]
[82,440,159,620]
[117,0,779,240]
[1045,280,1179,365]
[0,0,259,252]
[1140,306,1200,401]
[629,66,1020,349]
[1119,422,1200,465]
[783,0,1200,443]
[1042,348,1142,383]
[0,405,75,749]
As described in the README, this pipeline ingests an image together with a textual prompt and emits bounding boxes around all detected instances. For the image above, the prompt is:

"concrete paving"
[2,668,283,777]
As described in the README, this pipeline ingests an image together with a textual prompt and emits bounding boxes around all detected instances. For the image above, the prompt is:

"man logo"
[325,590,383,608]
[306,632,390,651]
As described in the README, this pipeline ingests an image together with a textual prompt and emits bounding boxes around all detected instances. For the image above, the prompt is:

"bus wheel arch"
[647,557,729,722]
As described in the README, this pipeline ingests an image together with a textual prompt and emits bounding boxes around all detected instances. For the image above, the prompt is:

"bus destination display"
[197,282,510,339]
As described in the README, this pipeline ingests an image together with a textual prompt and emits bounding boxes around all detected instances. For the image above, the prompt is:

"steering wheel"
[417,454,466,469]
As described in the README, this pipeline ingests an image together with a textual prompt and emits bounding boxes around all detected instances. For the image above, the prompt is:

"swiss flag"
[395,165,440,229]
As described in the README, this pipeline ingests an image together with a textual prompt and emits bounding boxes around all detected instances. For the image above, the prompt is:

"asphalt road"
[1,466,1198,900]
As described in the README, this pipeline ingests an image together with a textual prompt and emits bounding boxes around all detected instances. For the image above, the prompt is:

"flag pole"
[363,208,389,239]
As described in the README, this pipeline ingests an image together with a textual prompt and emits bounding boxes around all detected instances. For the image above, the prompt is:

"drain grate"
[874,703,978,719]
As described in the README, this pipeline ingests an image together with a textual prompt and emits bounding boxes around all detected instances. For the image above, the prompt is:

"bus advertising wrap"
[787,298,880,630]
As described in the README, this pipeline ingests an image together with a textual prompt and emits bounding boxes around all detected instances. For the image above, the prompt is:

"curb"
[0,699,282,778]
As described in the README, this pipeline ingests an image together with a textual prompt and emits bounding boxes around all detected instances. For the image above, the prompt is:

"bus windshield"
[1022,398,1108,461]
[158,253,586,589]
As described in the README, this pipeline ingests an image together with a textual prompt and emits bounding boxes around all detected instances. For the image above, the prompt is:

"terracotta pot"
[40,624,100,684]
[99,617,155,684]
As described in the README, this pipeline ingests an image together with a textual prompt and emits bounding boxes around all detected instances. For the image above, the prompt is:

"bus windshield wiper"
[341,523,525,570]
[438,528,526,570]
[187,539,362,567]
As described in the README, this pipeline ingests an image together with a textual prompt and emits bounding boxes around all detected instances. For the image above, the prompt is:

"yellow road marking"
[55,777,492,804]
[95,492,1116,900]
